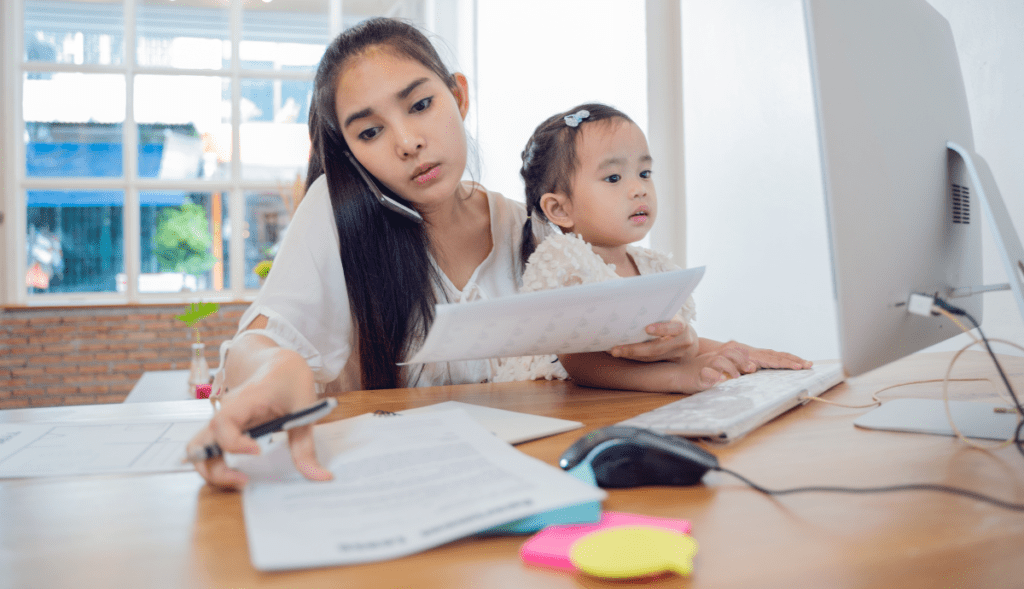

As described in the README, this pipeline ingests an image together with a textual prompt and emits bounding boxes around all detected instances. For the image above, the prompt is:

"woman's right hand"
[185,337,333,490]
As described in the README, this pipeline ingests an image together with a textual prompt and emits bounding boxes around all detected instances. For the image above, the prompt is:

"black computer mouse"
[559,425,720,488]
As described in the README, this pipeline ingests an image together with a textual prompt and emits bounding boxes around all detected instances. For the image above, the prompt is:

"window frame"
[3,0,344,307]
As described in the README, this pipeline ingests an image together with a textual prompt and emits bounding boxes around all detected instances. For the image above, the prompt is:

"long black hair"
[307,18,459,390]
[517,103,634,267]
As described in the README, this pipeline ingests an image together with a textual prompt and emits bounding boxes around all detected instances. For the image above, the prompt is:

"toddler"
[493,103,810,393]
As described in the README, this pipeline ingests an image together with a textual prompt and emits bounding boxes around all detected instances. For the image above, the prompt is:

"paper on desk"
[0,420,207,478]
[233,409,607,571]
[403,266,705,364]
[376,401,583,444]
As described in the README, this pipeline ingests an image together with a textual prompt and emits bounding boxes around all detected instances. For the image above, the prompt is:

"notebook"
[617,363,845,441]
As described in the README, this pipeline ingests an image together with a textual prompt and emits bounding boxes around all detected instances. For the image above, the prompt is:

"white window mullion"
[21,62,315,80]
[21,177,274,192]
[331,0,343,39]
[230,0,245,297]
[645,0,686,266]
[123,0,140,303]
[4,0,26,305]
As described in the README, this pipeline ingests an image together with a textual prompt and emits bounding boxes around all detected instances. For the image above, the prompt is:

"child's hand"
[610,319,699,363]
[667,352,746,393]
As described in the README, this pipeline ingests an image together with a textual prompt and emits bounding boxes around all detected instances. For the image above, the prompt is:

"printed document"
[233,409,607,571]
[404,266,705,364]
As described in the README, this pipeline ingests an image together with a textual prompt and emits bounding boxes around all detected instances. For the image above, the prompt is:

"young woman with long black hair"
[186,18,745,489]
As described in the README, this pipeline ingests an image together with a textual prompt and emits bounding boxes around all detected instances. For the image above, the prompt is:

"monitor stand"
[946,142,1024,319]
[854,398,1019,440]
[854,143,1024,440]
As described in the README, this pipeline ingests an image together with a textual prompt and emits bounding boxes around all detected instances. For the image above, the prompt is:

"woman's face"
[334,47,470,210]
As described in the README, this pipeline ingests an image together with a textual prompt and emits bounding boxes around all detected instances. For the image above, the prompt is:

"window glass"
[136,0,230,69]
[24,0,124,66]
[241,0,329,73]
[135,75,231,180]
[14,0,436,304]
[244,189,299,289]
[240,77,312,182]
[27,192,124,294]
[24,73,126,178]
[139,191,229,293]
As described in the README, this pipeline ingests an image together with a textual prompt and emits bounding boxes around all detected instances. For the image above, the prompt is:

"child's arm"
[557,351,740,394]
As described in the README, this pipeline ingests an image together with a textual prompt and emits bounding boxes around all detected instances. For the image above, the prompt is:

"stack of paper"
[232,409,606,571]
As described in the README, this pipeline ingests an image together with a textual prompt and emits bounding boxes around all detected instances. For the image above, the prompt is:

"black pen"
[184,398,338,463]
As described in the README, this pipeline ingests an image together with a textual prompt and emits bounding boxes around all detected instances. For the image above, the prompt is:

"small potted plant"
[176,302,220,398]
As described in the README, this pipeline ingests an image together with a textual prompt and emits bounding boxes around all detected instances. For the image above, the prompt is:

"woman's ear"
[452,73,470,120]
[540,192,575,231]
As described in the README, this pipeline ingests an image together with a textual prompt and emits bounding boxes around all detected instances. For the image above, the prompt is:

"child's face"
[560,119,657,248]
[334,47,470,208]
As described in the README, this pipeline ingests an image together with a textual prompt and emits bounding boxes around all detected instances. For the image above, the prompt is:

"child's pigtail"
[519,140,540,269]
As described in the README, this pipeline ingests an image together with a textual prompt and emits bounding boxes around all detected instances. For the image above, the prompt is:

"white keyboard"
[618,363,846,441]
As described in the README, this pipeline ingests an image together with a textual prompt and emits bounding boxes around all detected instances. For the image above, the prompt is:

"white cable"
[942,338,1024,450]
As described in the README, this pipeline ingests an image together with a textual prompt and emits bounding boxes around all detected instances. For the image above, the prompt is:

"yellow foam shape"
[569,525,698,579]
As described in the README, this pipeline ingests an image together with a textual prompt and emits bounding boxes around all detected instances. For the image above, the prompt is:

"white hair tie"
[564,109,590,128]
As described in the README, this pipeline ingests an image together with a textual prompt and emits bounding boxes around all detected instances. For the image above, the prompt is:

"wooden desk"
[2,352,1023,589]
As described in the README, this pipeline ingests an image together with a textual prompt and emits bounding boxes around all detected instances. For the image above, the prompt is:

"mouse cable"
[713,466,1024,512]
[930,296,1024,459]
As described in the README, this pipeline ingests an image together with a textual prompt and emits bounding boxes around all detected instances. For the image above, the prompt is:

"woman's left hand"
[610,319,699,363]
[611,325,813,372]
[713,340,813,372]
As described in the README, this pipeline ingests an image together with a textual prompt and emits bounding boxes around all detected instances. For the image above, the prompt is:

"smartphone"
[343,151,424,223]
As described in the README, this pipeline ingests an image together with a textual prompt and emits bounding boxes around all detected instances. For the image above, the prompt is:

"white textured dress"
[491,232,696,382]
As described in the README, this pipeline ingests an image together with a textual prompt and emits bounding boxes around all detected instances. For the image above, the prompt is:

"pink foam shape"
[519,511,692,571]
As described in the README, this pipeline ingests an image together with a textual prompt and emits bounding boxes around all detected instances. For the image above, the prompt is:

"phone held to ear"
[344,150,424,223]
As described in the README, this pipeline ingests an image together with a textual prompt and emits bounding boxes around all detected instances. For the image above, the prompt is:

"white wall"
[681,0,1024,363]
[682,0,836,361]
[474,0,648,204]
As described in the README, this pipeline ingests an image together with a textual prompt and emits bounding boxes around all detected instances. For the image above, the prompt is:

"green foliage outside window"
[155,202,215,275]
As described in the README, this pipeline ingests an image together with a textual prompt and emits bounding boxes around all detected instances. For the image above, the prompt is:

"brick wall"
[1,303,248,409]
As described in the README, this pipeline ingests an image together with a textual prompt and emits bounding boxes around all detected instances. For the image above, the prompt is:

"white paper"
[383,401,583,444]
[0,420,207,477]
[236,409,606,571]
[404,266,705,364]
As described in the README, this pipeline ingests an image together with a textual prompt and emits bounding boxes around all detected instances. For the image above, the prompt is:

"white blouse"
[219,175,534,394]
[491,231,696,383]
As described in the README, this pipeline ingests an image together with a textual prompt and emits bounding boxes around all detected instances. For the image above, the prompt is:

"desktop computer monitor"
[803,0,1024,437]
[803,0,1024,377]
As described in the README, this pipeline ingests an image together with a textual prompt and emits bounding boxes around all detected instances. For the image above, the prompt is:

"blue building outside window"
[26,122,198,293]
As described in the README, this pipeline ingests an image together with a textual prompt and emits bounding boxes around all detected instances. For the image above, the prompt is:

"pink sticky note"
[520,511,692,571]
